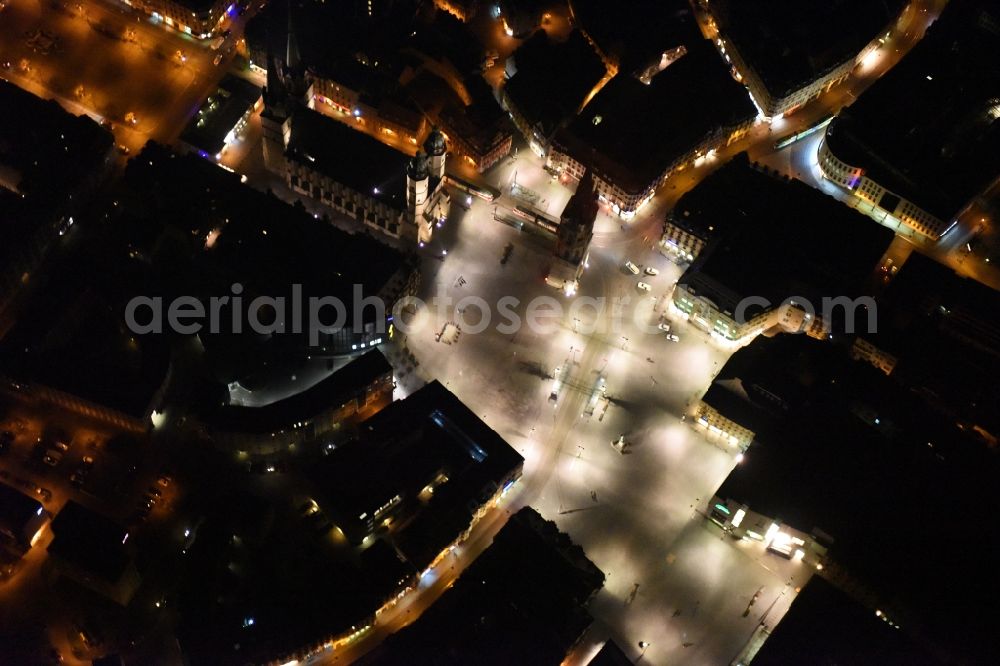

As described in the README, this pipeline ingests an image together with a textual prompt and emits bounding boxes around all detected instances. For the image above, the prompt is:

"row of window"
[289,173,401,236]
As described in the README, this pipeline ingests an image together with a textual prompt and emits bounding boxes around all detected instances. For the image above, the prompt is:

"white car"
[637,281,652,292]
[666,334,680,342]
[658,322,671,332]
[644,267,659,276]
[624,261,640,275]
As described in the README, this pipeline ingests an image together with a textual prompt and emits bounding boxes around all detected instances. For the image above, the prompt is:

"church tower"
[556,169,598,265]
[406,152,433,243]
[423,126,447,181]
[261,0,307,173]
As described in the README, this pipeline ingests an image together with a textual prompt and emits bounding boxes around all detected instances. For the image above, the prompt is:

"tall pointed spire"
[285,0,301,73]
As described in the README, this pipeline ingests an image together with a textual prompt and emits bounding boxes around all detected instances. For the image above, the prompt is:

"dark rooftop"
[823,0,1000,221]
[48,501,130,585]
[752,577,936,666]
[405,6,484,76]
[571,0,702,76]
[114,143,411,382]
[361,507,604,664]
[204,349,392,434]
[0,79,113,201]
[0,230,171,419]
[179,74,261,157]
[503,29,607,137]
[678,155,893,320]
[438,76,515,156]
[0,481,44,545]
[712,0,905,97]
[311,380,523,565]
[175,487,394,664]
[701,382,770,435]
[860,252,1000,439]
[587,640,633,666]
[716,333,840,414]
[122,143,408,302]
[553,40,756,193]
[0,80,113,269]
[286,108,409,209]
[715,338,1000,663]
[314,57,391,95]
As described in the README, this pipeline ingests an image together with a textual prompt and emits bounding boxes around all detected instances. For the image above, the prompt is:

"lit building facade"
[715,33,864,119]
[281,110,449,243]
[549,122,752,219]
[818,133,949,239]
[693,403,755,453]
[707,497,830,568]
[671,285,827,346]
[431,0,478,22]
[124,0,230,39]
[545,41,757,219]
[708,0,906,118]
[661,214,710,263]
[310,79,425,150]
[207,350,395,455]
[849,336,898,376]
[436,82,515,174]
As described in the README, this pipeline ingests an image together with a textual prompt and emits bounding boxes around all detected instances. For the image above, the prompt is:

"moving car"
[644,267,659,276]
[624,261,640,275]
[637,281,651,292]
[666,334,680,342]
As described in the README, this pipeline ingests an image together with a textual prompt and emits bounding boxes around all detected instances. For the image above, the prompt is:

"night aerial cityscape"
[1,0,999,664]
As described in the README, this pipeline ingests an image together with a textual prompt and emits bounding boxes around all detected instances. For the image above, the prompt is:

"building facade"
[849,336,898,376]
[208,351,395,455]
[124,0,230,39]
[817,134,949,239]
[548,121,753,219]
[693,403,755,453]
[661,212,713,263]
[709,1,905,118]
[707,497,830,568]
[309,79,425,150]
[672,284,830,346]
